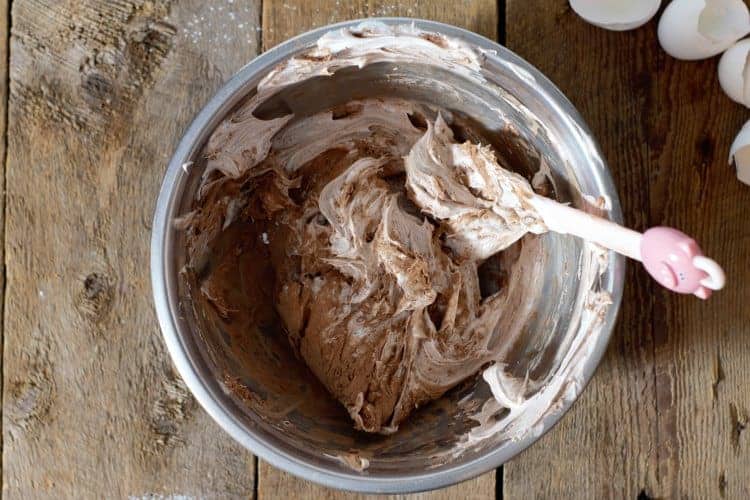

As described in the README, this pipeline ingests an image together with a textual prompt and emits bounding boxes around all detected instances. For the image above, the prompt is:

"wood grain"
[505,1,750,498]
[3,1,260,497]
[259,1,497,498]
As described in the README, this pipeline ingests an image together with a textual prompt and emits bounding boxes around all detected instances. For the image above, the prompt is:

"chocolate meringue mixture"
[178,22,613,448]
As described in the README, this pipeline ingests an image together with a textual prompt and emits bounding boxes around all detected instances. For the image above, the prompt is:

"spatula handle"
[530,196,725,299]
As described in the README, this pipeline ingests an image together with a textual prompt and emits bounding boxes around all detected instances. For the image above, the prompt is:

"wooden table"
[3,1,749,498]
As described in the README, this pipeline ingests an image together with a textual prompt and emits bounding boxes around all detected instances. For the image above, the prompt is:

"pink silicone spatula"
[530,196,726,299]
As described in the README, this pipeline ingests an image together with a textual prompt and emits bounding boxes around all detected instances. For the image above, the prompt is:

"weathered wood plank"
[505,1,750,498]
[259,464,495,500]
[3,1,261,497]
[259,1,497,498]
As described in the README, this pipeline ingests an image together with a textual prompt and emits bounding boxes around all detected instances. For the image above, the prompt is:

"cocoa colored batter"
[183,97,544,433]
[178,23,612,443]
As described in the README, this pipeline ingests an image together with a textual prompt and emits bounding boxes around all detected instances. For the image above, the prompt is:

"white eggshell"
[729,120,750,185]
[718,38,750,105]
[570,0,661,31]
[658,0,750,60]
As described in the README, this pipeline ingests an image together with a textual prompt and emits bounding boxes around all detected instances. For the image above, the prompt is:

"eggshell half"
[570,0,661,31]
[658,0,750,60]
[718,38,750,105]
[729,119,750,185]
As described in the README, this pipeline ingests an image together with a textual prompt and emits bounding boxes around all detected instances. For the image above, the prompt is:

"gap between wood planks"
[1,0,12,489]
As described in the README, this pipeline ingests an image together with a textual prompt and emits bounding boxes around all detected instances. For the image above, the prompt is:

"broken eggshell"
[729,120,750,185]
[658,0,750,60]
[718,38,750,106]
[569,0,661,31]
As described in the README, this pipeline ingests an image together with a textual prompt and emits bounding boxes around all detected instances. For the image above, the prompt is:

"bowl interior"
[157,22,622,490]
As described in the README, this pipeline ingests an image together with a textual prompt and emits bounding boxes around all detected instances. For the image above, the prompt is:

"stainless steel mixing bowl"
[151,18,625,494]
